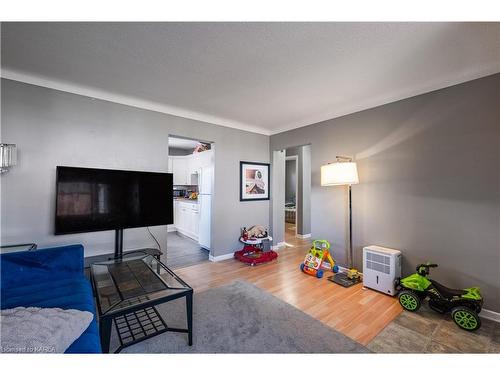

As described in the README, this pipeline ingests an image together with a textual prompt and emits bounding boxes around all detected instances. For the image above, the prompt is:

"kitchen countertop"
[174,198,199,203]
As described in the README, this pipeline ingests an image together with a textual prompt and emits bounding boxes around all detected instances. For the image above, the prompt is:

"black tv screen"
[55,166,173,235]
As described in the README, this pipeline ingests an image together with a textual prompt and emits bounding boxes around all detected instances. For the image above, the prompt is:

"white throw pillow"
[0,307,93,353]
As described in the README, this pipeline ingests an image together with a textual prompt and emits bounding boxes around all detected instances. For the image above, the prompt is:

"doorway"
[271,145,312,249]
[285,155,298,242]
[165,135,214,269]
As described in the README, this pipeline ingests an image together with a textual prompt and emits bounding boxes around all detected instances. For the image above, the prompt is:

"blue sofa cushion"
[0,245,101,353]
[1,245,84,289]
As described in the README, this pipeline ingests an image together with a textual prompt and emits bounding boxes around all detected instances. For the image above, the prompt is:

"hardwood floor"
[174,222,402,346]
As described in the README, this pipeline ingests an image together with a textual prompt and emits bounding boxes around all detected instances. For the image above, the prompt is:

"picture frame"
[240,161,270,201]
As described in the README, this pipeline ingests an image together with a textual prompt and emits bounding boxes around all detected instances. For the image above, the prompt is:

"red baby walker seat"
[234,244,278,266]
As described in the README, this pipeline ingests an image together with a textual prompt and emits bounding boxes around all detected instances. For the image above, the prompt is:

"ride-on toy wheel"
[451,306,481,331]
[398,290,421,312]
[316,269,324,278]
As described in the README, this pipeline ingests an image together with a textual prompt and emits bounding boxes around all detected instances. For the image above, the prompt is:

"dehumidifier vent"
[365,251,391,274]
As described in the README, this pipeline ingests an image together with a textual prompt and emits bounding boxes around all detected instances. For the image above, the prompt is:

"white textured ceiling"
[2,22,500,135]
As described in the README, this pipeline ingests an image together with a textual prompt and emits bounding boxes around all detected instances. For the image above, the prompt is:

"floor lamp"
[321,156,360,287]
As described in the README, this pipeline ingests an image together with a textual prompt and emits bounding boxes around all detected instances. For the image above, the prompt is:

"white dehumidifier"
[362,245,402,296]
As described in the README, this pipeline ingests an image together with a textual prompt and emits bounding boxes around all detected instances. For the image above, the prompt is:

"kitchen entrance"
[165,136,214,269]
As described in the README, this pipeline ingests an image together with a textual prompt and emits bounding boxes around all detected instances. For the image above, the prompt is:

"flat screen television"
[55,166,173,235]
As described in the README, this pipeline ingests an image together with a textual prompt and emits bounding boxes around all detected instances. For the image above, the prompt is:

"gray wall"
[286,145,312,235]
[271,74,500,311]
[285,159,296,203]
[1,79,269,258]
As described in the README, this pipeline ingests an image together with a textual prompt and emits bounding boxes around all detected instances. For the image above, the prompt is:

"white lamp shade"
[321,162,359,186]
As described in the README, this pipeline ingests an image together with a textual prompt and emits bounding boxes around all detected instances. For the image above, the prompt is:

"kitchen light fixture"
[321,156,359,276]
[0,143,17,174]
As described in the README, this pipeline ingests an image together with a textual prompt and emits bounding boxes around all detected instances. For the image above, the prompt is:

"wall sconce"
[0,143,17,174]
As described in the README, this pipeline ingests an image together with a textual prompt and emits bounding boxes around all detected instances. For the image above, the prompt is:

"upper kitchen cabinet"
[169,150,214,185]
[171,156,189,185]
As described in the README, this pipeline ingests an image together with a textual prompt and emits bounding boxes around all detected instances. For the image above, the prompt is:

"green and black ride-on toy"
[396,263,483,331]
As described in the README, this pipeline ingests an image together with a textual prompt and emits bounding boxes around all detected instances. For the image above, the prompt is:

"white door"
[198,194,211,250]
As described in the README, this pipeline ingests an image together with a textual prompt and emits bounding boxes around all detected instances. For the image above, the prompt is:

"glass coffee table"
[91,254,193,353]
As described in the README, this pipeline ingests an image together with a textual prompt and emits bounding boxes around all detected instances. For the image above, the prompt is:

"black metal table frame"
[90,258,193,353]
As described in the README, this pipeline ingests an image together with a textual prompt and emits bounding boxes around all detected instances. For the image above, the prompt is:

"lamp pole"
[347,183,353,269]
[335,155,354,269]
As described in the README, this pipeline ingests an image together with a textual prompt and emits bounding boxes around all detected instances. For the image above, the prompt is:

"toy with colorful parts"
[300,240,339,278]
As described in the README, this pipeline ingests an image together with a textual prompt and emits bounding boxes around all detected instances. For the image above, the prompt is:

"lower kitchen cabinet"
[173,200,199,241]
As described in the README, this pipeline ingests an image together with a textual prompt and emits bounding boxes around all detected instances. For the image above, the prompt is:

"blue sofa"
[0,244,101,353]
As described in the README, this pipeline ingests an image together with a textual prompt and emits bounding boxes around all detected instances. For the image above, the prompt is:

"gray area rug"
[115,280,369,353]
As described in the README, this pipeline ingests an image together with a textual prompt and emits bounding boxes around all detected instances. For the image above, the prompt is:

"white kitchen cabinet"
[175,201,199,240]
[186,155,199,185]
[186,157,198,185]
[192,206,200,237]
[178,204,187,233]
[174,200,179,226]
[171,156,198,185]
[172,157,188,185]
[168,200,178,232]
[170,151,213,186]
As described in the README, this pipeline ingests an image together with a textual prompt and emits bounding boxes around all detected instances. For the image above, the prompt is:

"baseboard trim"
[209,253,234,262]
[272,242,286,251]
[176,228,198,242]
[479,308,500,323]
[296,233,311,239]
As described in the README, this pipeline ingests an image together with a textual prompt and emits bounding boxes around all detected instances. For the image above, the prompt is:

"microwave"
[173,189,187,198]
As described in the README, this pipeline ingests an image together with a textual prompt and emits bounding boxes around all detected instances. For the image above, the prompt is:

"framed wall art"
[240,161,270,201]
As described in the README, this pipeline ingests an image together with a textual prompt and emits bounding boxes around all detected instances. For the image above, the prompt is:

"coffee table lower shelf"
[113,306,190,353]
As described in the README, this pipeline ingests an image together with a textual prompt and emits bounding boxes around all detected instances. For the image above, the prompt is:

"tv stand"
[114,229,124,259]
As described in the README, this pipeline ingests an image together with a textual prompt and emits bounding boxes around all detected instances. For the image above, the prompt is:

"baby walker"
[300,240,339,278]
[234,226,278,266]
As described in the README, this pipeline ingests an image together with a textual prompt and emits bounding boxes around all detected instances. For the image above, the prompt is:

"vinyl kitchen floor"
[163,232,209,270]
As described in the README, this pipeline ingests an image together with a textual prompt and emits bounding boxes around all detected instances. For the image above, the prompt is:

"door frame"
[167,134,215,256]
[285,155,299,237]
